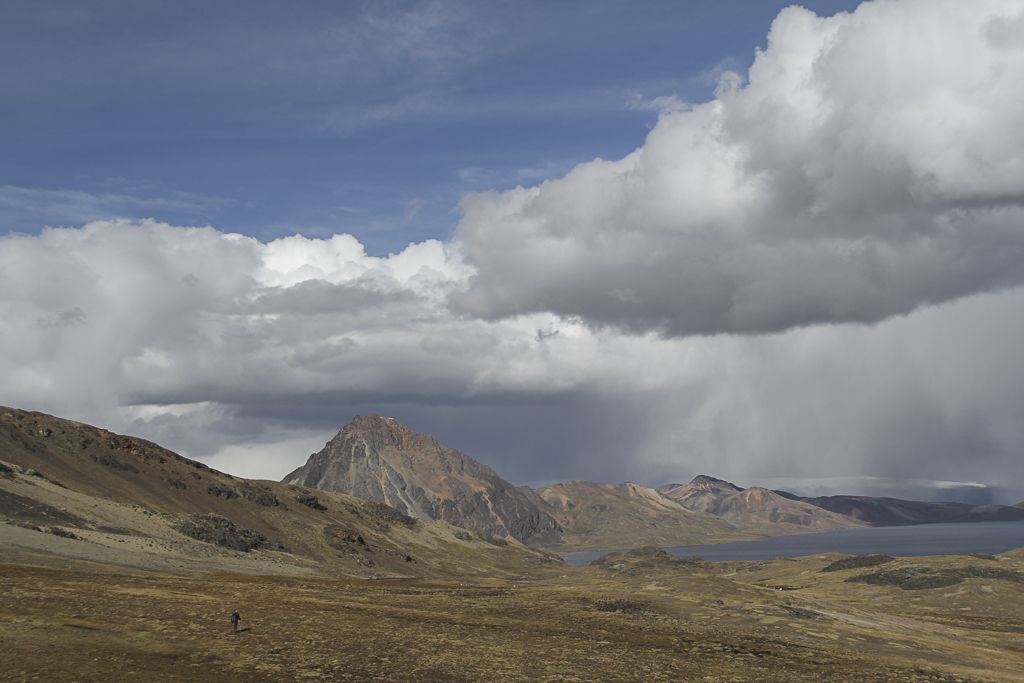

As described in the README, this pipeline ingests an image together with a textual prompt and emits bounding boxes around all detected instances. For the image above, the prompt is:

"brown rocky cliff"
[283,414,561,544]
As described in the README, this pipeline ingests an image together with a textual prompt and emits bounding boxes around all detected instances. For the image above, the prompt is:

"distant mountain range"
[4,408,1022,559]
[657,476,867,531]
[283,415,1024,552]
[797,495,1024,526]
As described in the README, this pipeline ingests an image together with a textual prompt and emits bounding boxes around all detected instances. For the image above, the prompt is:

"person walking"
[231,610,241,634]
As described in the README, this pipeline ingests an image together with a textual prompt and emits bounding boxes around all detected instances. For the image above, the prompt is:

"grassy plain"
[1,408,1022,681]
[2,547,1022,682]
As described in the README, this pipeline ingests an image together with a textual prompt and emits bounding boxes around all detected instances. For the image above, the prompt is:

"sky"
[3,0,1024,504]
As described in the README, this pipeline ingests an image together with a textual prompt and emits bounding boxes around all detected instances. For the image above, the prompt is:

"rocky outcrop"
[324,525,365,548]
[283,414,561,544]
[820,554,893,573]
[175,513,289,553]
[295,494,326,511]
[846,565,1024,590]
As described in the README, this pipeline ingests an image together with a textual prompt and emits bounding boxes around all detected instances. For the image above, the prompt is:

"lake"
[559,520,1024,567]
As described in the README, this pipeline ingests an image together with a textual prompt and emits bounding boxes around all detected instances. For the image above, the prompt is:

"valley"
[3,546,1023,682]
[2,407,1023,681]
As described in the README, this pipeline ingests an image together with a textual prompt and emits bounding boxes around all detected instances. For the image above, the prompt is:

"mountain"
[659,476,1024,528]
[0,407,561,578]
[530,480,755,552]
[283,414,562,544]
[658,475,868,533]
[799,495,1024,526]
[656,475,744,513]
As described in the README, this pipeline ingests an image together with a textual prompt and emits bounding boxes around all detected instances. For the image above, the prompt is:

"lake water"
[560,520,1024,567]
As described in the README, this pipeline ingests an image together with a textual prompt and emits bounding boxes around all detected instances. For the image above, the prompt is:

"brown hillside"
[532,480,753,552]
[0,407,562,579]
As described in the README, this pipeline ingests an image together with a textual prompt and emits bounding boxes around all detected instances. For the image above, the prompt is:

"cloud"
[624,288,1024,488]
[204,431,340,482]
[0,185,233,228]
[0,220,635,477]
[457,161,580,193]
[0,220,480,409]
[4,1,1024,504]
[749,477,1005,506]
[3,219,1024,502]
[0,219,602,424]
[625,91,690,115]
[452,0,1024,337]
[404,198,425,220]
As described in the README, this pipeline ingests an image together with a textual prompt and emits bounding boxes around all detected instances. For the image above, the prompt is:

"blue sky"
[3,0,1024,505]
[2,0,859,254]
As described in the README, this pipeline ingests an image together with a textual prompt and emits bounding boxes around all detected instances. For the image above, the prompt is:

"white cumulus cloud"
[452,0,1024,336]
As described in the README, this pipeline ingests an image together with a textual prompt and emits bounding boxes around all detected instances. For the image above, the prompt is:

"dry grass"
[1,409,1022,681]
[2,549,1022,682]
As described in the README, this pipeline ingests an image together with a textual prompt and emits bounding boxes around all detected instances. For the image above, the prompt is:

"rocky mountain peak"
[331,414,437,453]
[283,415,561,544]
[688,475,743,493]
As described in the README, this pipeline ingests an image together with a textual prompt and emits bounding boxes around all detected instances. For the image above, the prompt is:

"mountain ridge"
[529,479,756,551]
[282,415,1024,552]
[8,405,1019,563]
[658,477,868,531]
[0,406,561,579]
[799,494,1024,526]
